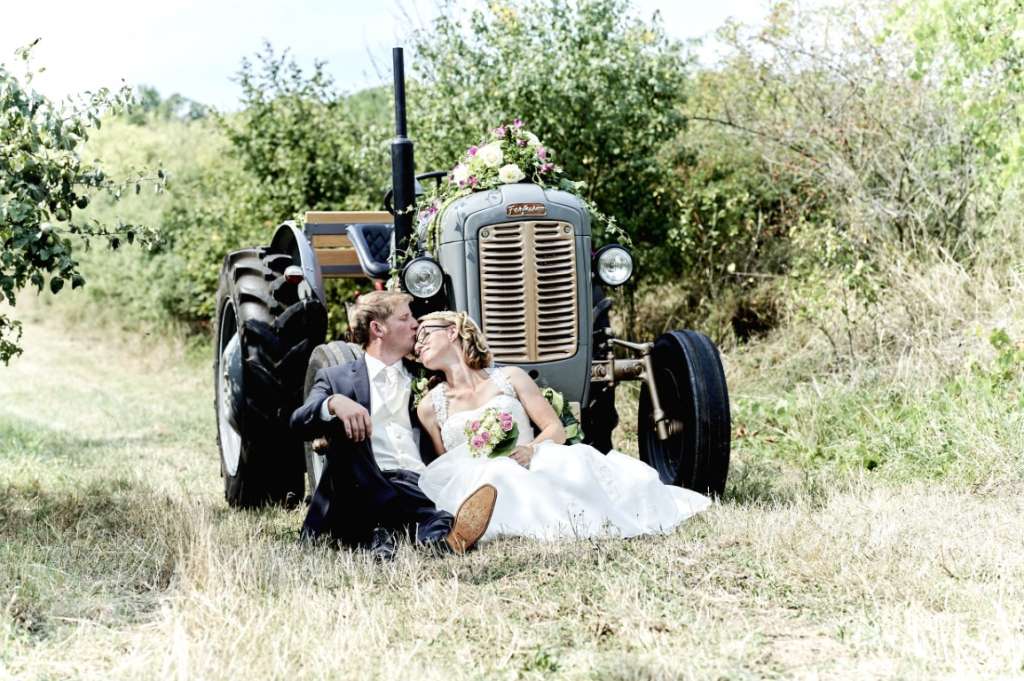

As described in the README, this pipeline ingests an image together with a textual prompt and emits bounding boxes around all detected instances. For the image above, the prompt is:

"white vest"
[363,355,424,473]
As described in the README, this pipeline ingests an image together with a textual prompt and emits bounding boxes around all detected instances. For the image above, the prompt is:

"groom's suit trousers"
[290,359,453,547]
[302,441,452,546]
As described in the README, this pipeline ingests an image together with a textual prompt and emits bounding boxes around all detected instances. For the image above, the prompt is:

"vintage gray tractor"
[213,48,731,508]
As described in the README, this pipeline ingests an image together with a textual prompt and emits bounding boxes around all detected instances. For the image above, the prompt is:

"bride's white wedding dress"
[417,368,711,542]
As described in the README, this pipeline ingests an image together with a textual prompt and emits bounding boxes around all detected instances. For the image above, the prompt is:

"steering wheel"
[383,170,449,215]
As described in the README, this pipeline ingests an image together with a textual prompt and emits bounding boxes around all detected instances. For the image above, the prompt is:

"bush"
[409,0,690,268]
[663,1,1001,347]
[1,44,159,363]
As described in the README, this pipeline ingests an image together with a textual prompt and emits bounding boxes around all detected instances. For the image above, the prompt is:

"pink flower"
[467,145,478,157]
[481,431,491,443]
[513,118,524,128]
[470,420,481,431]
[537,146,547,160]
[500,419,514,432]
[467,176,479,187]
[517,139,527,147]
[539,162,554,174]
[494,126,506,138]
[471,435,485,448]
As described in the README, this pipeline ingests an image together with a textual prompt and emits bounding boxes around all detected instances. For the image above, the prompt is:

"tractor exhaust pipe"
[391,47,415,259]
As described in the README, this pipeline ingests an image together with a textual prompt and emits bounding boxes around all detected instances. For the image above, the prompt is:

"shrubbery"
[51,0,1024,355]
[0,42,161,362]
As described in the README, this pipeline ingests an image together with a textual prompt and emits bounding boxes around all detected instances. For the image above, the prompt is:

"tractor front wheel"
[638,330,731,498]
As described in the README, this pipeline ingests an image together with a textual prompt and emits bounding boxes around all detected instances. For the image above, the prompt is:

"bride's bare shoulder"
[497,365,528,380]
[498,366,539,394]
[417,383,445,425]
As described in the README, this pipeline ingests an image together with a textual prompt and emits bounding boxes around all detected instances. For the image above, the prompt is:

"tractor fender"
[269,221,326,306]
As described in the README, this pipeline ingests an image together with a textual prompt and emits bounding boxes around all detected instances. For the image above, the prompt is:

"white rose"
[451,163,470,184]
[478,142,504,168]
[525,131,541,148]
[498,163,525,184]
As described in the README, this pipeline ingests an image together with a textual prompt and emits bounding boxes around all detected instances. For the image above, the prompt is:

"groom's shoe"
[369,527,397,563]
[445,484,498,555]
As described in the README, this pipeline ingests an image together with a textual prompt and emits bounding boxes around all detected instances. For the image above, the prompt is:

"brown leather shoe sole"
[445,484,498,554]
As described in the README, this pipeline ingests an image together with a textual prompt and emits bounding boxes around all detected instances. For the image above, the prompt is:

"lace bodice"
[430,368,535,452]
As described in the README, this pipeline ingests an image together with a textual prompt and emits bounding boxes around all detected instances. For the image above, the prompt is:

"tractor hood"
[431,183,591,245]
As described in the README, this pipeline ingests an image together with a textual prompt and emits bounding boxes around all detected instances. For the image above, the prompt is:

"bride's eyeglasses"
[415,324,451,345]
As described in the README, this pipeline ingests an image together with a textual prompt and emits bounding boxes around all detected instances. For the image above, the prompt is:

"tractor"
[213,48,731,508]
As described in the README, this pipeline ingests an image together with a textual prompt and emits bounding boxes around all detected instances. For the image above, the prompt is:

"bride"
[414,311,711,542]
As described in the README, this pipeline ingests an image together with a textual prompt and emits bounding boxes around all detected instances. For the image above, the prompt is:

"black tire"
[638,330,731,497]
[214,246,327,508]
[302,341,364,495]
[582,283,618,452]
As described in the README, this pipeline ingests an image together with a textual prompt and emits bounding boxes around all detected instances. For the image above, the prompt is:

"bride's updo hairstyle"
[419,311,493,369]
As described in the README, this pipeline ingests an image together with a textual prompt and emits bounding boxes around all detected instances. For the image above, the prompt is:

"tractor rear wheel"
[302,341,365,495]
[214,247,327,508]
[638,330,731,497]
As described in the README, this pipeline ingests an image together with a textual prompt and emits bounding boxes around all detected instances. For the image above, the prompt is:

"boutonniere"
[410,363,431,409]
[411,376,430,409]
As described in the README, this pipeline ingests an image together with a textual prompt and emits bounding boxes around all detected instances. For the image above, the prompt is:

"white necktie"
[382,365,402,411]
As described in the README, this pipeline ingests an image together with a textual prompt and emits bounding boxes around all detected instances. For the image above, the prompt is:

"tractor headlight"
[595,245,633,287]
[402,257,443,298]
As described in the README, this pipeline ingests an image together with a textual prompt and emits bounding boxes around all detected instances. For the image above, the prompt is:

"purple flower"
[471,435,485,448]
[500,419,514,432]
[467,145,478,157]
[481,431,491,443]
[467,176,479,187]
[470,420,481,431]
[539,162,554,174]
[494,126,506,138]
[517,139,527,147]
[513,118,524,128]
[537,146,547,160]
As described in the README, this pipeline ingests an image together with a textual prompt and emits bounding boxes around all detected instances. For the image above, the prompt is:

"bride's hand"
[510,445,535,469]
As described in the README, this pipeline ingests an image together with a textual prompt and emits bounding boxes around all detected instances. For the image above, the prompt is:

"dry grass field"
[2,271,1023,679]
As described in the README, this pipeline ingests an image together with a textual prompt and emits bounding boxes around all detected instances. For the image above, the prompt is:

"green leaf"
[488,423,520,457]
[49,276,64,294]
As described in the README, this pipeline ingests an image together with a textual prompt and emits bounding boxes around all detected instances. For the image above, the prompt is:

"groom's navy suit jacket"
[289,357,437,465]
[289,357,447,544]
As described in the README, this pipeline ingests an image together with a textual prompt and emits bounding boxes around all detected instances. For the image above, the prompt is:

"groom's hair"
[348,291,413,347]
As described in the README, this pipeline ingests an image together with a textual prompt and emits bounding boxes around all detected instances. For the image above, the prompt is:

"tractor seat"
[346,223,393,280]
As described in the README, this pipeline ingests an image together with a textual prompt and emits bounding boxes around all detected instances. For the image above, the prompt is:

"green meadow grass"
[2,277,1023,679]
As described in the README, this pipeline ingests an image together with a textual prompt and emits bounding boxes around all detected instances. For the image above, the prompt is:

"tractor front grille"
[478,221,578,363]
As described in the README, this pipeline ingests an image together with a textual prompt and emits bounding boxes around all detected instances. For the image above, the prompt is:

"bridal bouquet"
[465,407,519,458]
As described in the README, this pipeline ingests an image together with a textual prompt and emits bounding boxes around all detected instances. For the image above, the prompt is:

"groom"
[290,291,496,559]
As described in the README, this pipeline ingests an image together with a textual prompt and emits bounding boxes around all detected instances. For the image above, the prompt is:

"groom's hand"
[328,395,372,442]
